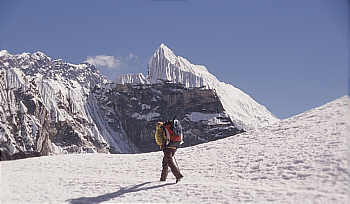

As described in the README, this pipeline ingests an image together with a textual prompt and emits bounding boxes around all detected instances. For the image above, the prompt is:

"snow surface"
[2,96,349,203]
[0,50,10,57]
[147,44,279,130]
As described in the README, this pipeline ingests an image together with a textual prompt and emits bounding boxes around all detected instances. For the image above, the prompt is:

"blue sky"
[0,0,348,119]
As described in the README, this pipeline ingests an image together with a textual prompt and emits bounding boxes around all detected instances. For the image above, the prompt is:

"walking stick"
[174,155,180,171]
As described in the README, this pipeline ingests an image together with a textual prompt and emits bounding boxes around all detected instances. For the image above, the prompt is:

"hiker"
[154,119,184,183]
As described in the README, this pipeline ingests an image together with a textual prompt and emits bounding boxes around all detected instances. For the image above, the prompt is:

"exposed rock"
[95,82,243,152]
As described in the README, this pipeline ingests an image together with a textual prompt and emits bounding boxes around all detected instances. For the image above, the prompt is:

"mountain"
[2,96,349,203]
[0,49,242,159]
[0,50,137,159]
[119,43,279,130]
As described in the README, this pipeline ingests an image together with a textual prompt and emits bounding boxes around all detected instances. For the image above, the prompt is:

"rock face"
[120,44,279,130]
[0,67,59,159]
[102,82,242,152]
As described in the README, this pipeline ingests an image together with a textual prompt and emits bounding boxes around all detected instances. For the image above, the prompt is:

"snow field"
[1,96,349,203]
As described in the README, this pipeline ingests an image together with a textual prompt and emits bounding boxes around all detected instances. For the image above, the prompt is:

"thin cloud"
[85,53,143,80]
[85,55,121,69]
[126,52,138,61]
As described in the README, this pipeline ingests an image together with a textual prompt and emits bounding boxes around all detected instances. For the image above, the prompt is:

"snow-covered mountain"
[2,96,349,203]
[120,43,279,130]
[0,50,137,158]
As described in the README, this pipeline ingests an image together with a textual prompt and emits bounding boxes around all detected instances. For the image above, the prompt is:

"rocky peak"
[0,50,107,89]
[155,43,177,64]
[31,51,51,61]
[146,44,279,130]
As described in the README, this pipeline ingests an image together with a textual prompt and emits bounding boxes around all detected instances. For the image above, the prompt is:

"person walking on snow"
[154,119,184,183]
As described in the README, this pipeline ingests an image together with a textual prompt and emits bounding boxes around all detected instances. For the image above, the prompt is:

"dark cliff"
[94,82,243,152]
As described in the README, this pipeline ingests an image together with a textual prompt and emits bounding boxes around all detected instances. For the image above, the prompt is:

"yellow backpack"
[154,122,166,146]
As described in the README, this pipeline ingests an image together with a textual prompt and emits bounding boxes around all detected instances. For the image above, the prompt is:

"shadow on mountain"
[67,181,174,204]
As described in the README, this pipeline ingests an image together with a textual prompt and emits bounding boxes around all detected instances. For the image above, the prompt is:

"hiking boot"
[176,175,184,183]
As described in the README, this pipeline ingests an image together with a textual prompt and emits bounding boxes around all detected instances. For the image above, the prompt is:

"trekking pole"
[174,155,180,171]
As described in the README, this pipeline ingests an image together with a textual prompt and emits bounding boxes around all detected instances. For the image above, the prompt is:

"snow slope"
[147,44,279,130]
[1,96,349,203]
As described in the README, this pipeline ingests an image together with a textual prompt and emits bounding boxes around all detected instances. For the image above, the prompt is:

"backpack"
[173,119,183,140]
[163,120,183,144]
[154,122,166,146]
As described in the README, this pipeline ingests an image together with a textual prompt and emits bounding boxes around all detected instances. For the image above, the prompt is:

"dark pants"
[160,148,183,181]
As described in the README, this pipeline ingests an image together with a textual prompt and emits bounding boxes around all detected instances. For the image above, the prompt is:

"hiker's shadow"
[67,181,174,204]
